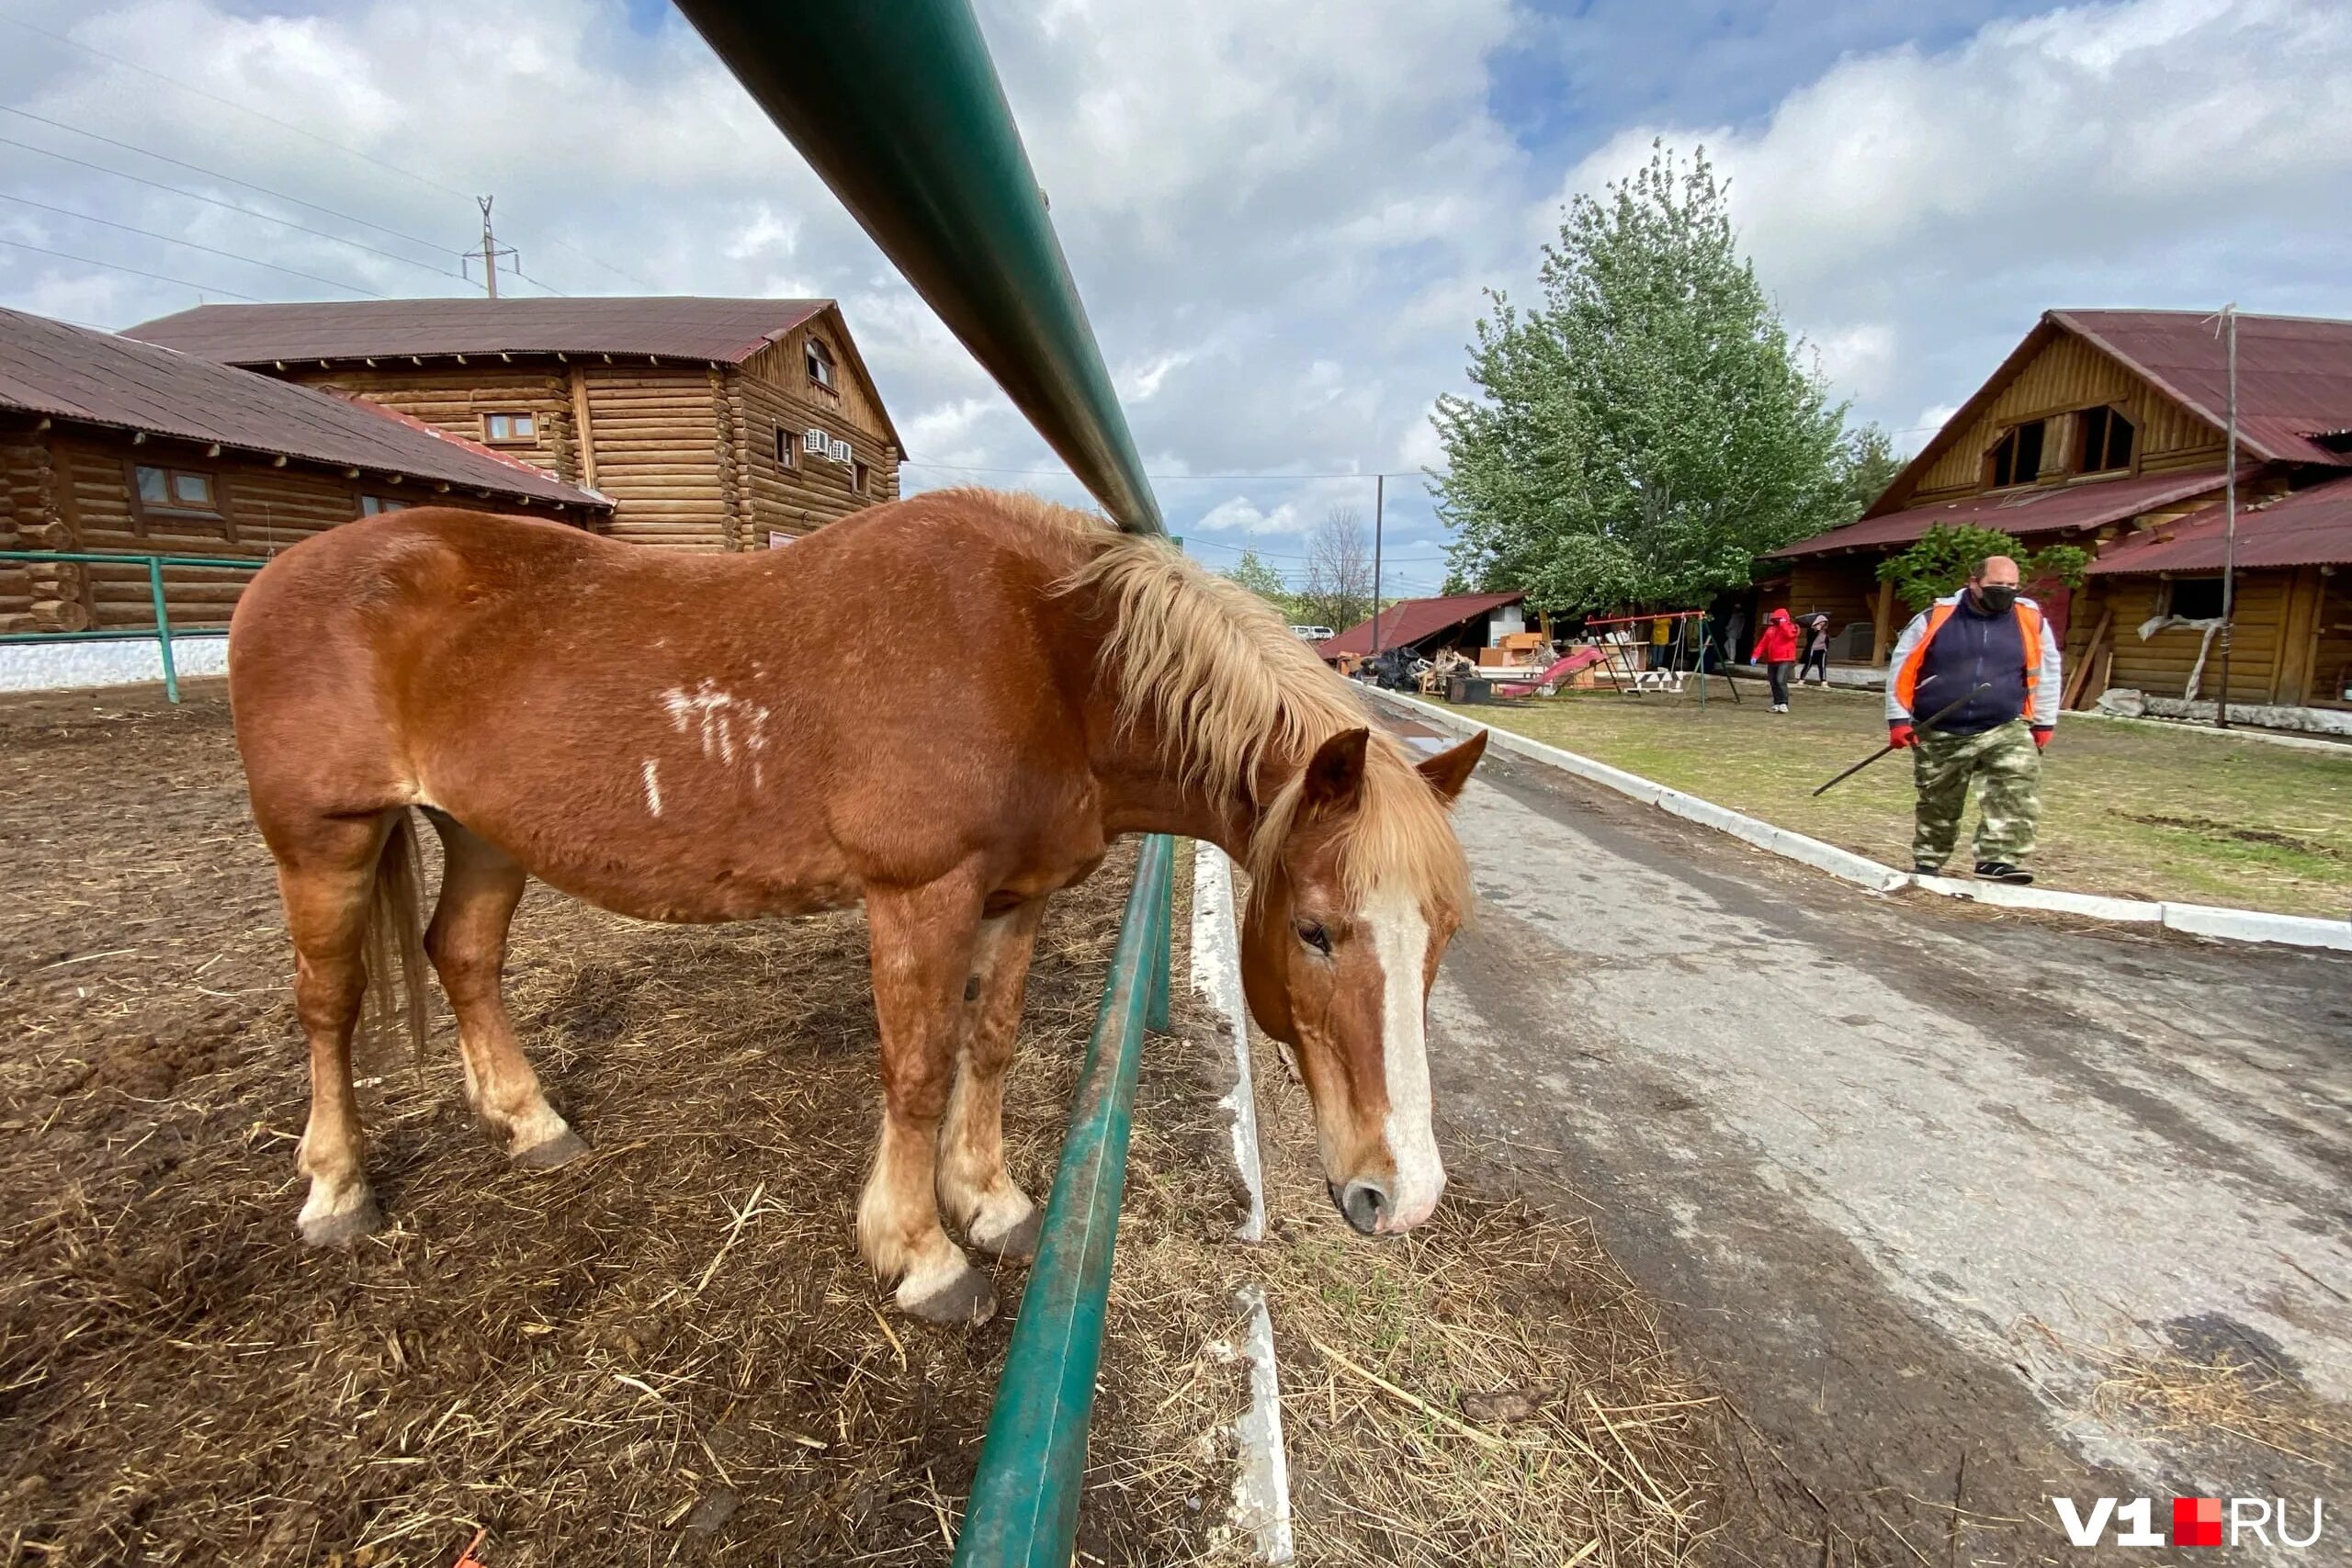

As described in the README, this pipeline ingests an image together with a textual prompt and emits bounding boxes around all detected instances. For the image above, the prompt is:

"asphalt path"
[1389,716,2352,1566]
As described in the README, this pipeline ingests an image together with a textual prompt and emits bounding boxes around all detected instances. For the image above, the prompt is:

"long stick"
[1811,682,1991,797]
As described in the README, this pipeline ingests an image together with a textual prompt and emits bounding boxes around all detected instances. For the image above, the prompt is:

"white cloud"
[2,0,2346,573]
[1546,0,2352,443]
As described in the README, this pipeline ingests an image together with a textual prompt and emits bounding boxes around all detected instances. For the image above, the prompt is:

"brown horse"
[228,489,1484,1323]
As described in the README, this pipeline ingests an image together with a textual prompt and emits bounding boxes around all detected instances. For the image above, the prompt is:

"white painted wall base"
[0,637,229,694]
[1193,846,1267,1243]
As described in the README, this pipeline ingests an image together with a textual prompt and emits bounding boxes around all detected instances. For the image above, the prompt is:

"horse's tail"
[365,808,433,1068]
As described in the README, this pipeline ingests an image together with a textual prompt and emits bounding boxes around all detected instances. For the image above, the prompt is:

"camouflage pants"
[1913,718,2041,867]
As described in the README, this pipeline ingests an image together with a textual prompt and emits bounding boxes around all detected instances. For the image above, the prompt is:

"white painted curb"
[1364,688,2352,953]
[1228,1283,1295,1564]
[1187,845,1294,1562]
[1192,846,1267,1243]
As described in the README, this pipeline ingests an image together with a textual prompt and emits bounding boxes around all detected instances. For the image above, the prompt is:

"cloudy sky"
[3,0,2348,598]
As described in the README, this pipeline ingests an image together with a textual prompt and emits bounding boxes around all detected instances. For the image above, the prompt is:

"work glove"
[1888,723,1916,750]
[2031,727,2052,750]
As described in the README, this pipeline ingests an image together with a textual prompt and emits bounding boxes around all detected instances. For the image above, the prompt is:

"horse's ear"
[1417,729,1487,805]
[1299,728,1370,818]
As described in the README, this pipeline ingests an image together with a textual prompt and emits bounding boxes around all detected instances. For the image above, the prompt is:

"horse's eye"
[1295,920,1332,955]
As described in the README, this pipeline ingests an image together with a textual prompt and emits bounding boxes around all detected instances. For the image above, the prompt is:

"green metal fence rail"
[670,1,1180,1561]
[0,549,263,704]
[670,0,1162,536]
[955,832,1174,1566]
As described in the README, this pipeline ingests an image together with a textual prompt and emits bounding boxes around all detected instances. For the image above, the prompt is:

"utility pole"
[1370,473,1385,657]
[2216,303,2238,728]
[467,196,517,299]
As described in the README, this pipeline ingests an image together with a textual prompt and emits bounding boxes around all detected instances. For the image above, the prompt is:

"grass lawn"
[1435,680,2352,919]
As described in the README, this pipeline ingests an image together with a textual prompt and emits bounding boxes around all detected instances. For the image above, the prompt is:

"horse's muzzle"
[1330,1177,1392,1236]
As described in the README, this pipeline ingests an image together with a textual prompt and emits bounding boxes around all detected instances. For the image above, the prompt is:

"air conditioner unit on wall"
[829,438,853,464]
[802,428,828,456]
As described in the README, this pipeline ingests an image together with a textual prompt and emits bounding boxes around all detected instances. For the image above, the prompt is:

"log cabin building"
[1766,310,2352,714]
[126,297,902,554]
[0,307,607,635]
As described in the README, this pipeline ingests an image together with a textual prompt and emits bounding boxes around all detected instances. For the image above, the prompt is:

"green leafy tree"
[1835,422,1905,523]
[1431,142,1847,615]
[1876,525,2090,614]
[1220,547,1295,615]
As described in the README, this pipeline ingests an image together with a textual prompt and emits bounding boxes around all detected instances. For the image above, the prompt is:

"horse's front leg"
[939,897,1047,1261]
[858,877,995,1325]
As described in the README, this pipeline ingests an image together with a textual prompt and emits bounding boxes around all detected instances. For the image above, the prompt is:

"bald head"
[1972,555,2020,589]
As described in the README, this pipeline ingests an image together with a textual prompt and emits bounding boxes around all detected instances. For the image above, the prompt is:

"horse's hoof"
[512,1127,590,1170]
[298,1194,383,1247]
[971,1205,1042,1263]
[901,1264,997,1327]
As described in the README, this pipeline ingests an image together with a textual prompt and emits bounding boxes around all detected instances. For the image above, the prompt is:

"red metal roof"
[2055,310,2352,468]
[1770,466,2236,558]
[0,308,606,510]
[1317,592,1523,658]
[126,296,831,368]
[2088,473,2352,574]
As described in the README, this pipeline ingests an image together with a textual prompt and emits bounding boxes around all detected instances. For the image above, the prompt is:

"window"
[2167,576,2227,620]
[774,426,795,468]
[806,337,837,393]
[1987,420,2045,488]
[2076,406,2134,473]
[358,495,413,516]
[135,464,220,513]
[481,411,537,445]
[853,459,870,495]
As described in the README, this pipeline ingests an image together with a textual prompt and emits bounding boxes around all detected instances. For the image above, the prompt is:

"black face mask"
[1974,583,2018,615]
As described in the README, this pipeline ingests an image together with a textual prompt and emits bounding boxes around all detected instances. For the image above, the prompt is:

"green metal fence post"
[1145,868,1172,1032]
[147,558,179,705]
[951,834,1173,1567]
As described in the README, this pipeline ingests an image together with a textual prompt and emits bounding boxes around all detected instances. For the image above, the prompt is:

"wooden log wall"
[1907,331,2223,503]
[2308,570,2352,708]
[28,434,572,631]
[578,368,732,551]
[742,315,896,446]
[2082,571,2298,705]
[282,364,585,489]
[0,426,53,632]
[730,368,898,545]
[1784,557,1880,643]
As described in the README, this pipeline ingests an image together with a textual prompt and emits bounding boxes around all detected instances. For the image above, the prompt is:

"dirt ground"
[0,682,1719,1567]
[0,682,1243,1566]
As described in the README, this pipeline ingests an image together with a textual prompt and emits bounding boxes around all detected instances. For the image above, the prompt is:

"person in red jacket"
[1752,607,1800,712]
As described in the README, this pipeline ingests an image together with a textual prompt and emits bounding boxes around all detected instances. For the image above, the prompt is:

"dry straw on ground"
[0,686,1718,1566]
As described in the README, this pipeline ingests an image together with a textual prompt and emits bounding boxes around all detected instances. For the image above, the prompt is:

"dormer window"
[2076,406,2134,474]
[1987,421,2045,489]
[806,337,837,393]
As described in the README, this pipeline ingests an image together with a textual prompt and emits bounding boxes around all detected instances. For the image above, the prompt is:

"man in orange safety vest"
[1883,555,2063,884]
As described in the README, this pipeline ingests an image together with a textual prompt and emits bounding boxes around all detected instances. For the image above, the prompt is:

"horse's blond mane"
[951,489,1469,909]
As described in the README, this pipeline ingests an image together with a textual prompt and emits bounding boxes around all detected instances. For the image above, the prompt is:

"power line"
[0,105,458,258]
[0,234,262,299]
[0,134,469,281]
[512,267,571,299]
[0,12,469,199]
[0,14,662,293]
[0,190,384,296]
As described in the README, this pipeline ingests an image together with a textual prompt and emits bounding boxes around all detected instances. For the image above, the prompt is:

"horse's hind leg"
[422,815,585,1168]
[859,876,995,1325]
[277,815,393,1247]
[938,897,1047,1261]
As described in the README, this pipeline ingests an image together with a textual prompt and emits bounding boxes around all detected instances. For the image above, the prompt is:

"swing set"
[1580,610,1745,705]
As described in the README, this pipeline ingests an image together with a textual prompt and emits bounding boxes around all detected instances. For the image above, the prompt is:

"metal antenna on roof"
[465,196,518,300]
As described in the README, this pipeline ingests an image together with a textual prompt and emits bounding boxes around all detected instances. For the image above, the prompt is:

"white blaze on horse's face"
[1240,727,1483,1239]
